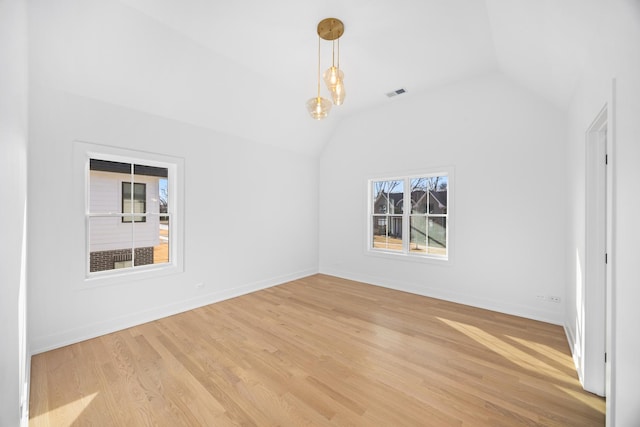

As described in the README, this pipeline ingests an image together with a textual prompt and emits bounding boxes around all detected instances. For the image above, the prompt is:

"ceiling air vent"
[386,88,407,98]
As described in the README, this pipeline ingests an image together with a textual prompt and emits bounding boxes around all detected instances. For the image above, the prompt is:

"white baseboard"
[320,267,564,325]
[20,352,30,427]
[564,322,576,355]
[30,268,318,354]
[564,323,584,387]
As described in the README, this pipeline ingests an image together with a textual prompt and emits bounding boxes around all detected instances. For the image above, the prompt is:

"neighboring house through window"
[369,171,450,260]
[122,182,146,223]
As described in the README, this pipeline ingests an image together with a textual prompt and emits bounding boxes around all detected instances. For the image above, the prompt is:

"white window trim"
[74,141,185,287]
[365,167,453,265]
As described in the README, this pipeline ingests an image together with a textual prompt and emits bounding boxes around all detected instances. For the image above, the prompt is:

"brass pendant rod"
[316,36,321,98]
[331,40,336,67]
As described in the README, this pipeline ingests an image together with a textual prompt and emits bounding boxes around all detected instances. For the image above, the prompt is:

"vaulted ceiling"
[31,0,605,155]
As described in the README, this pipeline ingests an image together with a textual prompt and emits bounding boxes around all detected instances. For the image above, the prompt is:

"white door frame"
[584,104,607,396]
[604,80,615,427]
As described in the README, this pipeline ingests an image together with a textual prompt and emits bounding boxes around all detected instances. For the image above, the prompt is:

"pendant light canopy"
[306,18,346,120]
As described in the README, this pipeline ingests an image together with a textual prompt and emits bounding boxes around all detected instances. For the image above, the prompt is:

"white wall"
[27,0,319,353]
[26,0,334,156]
[0,0,28,424]
[319,72,567,324]
[565,1,640,425]
[27,90,319,353]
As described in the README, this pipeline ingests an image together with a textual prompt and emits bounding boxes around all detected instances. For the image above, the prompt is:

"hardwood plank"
[30,274,605,426]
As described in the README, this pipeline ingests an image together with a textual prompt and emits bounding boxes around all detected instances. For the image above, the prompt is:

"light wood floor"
[30,274,605,426]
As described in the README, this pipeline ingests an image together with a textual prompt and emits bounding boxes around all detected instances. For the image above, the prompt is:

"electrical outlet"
[537,295,561,303]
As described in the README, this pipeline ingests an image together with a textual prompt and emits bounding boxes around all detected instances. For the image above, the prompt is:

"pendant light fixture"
[306,18,345,120]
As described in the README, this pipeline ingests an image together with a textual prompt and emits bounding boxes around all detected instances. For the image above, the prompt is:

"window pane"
[411,178,427,214]
[154,217,170,265]
[428,217,447,255]
[372,216,388,248]
[372,180,404,214]
[425,176,448,191]
[429,190,447,214]
[373,216,403,251]
[90,169,126,214]
[159,178,169,219]
[409,216,427,253]
[389,180,403,214]
[373,181,388,213]
[388,215,402,243]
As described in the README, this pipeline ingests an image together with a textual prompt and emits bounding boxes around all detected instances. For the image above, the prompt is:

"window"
[122,182,146,223]
[87,158,172,274]
[369,172,449,259]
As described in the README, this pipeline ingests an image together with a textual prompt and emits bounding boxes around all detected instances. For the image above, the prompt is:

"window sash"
[87,157,173,275]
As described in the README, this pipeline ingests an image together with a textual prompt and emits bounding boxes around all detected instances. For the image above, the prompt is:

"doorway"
[583,105,607,396]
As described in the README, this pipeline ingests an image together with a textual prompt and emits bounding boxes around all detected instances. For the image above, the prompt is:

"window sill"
[81,262,183,290]
[365,248,450,265]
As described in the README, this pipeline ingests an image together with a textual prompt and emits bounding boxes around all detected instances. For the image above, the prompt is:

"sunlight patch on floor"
[506,335,575,370]
[437,317,575,386]
[554,385,606,414]
[30,392,99,426]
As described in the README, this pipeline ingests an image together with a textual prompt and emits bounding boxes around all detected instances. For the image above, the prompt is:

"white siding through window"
[89,171,160,252]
